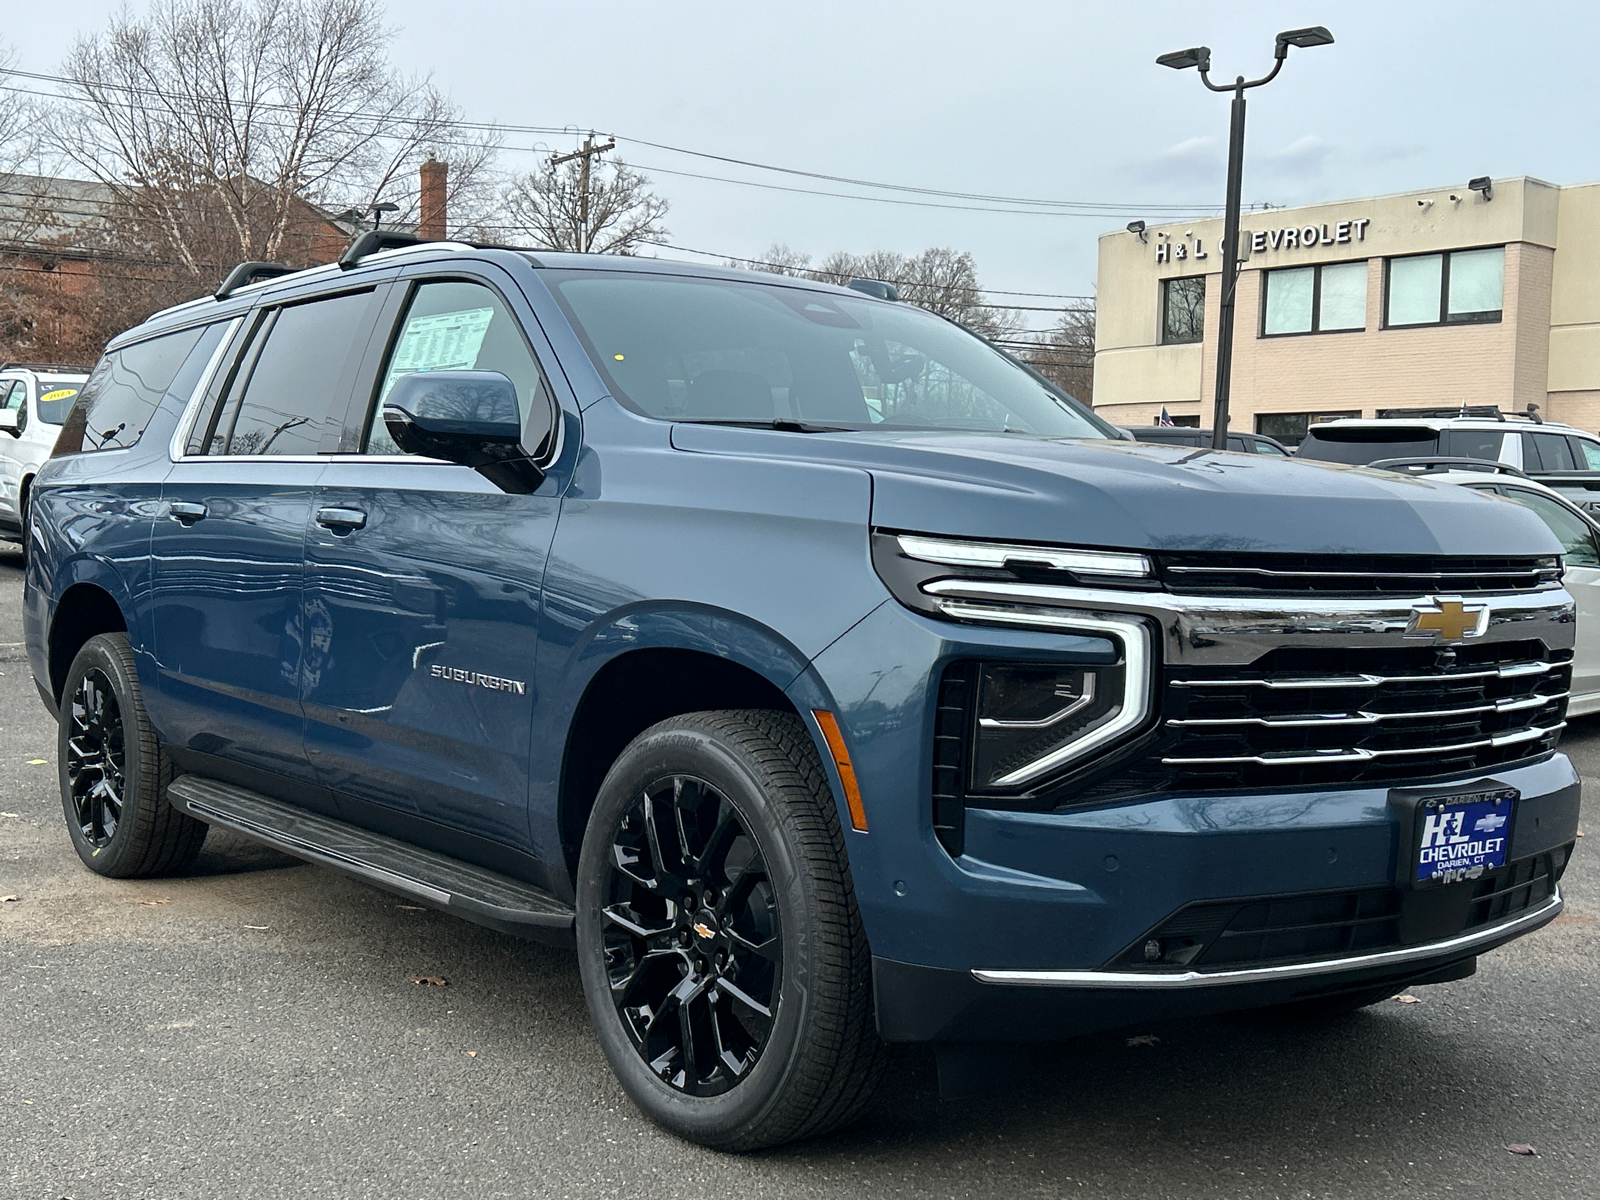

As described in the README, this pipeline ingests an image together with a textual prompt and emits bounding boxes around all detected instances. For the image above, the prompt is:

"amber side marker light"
[813,710,869,833]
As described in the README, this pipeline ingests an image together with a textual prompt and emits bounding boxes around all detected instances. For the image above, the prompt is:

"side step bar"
[167,776,575,940]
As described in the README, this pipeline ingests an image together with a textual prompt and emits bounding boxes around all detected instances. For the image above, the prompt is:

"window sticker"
[40,388,80,403]
[382,306,494,397]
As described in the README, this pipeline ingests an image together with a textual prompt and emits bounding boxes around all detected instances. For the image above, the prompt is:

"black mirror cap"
[381,369,551,493]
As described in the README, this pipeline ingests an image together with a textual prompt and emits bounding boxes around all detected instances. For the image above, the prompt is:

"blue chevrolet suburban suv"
[22,233,1581,1149]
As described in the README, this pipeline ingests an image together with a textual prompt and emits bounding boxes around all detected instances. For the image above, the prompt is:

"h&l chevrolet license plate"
[1413,787,1515,887]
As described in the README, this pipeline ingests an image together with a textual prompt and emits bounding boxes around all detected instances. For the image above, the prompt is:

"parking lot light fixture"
[1156,26,1334,450]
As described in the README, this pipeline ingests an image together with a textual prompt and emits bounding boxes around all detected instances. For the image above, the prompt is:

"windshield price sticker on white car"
[1413,788,1516,887]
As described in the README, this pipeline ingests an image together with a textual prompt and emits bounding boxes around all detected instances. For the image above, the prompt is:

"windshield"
[36,380,84,424]
[546,271,1113,437]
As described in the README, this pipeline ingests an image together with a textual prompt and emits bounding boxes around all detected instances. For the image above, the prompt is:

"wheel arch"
[48,579,131,704]
[553,604,825,879]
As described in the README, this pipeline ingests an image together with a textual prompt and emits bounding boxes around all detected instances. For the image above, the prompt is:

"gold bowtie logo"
[1406,598,1487,642]
[693,922,716,940]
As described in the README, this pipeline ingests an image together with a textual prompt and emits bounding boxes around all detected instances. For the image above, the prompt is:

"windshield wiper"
[675,418,850,433]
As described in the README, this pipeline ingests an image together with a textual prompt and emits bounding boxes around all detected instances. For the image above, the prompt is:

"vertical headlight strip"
[933,602,1152,789]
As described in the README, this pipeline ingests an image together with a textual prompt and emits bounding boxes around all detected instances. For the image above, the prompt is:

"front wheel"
[576,710,885,1151]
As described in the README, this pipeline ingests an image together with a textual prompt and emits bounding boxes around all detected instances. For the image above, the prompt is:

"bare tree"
[741,243,1020,340]
[502,153,667,255]
[1018,300,1095,403]
[45,0,497,278]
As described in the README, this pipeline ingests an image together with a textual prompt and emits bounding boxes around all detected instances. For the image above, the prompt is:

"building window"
[1254,410,1361,449]
[1384,246,1504,328]
[1161,276,1205,344]
[1261,261,1366,336]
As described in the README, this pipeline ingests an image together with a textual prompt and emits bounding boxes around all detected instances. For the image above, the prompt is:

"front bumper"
[803,589,1582,1044]
[873,891,1559,1042]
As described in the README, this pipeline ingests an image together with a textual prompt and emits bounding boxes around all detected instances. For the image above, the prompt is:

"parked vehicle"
[1125,426,1290,455]
[0,364,89,555]
[1369,458,1600,717]
[1295,410,1600,478]
[22,236,1582,1150]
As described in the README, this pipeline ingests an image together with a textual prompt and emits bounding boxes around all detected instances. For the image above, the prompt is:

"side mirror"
[0,408,18,437]
[381,370,547,493]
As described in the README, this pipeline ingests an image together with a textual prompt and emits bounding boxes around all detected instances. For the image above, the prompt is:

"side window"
[213,290,374,456]
[1571,437,1600,471]
[1530,432,1576,473]
[1502,488,1600,567]
[1,380,25,433]
[365,279,547,455]
[53,326,208,455]
[1441,429,1506,462]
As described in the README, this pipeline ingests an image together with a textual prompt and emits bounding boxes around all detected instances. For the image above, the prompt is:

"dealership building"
[1091,177,1600,445]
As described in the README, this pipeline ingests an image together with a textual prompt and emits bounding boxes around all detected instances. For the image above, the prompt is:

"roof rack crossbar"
[339,229,423,269]
[215,261,298,300]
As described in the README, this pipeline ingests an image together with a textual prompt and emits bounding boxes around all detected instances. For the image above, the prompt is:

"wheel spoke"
[728,927,782,964]
[641,794,686,891]
[715,977,773,1021]
[602,903,673,940]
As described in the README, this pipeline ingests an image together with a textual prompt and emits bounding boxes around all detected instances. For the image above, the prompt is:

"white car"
[1377,459,1600,716]
[0,365,89,554]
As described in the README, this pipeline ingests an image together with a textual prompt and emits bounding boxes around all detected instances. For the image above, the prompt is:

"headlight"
[971,661,1127,790]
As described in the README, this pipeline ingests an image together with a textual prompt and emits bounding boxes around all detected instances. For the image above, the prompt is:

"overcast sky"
[7,0,1598,326]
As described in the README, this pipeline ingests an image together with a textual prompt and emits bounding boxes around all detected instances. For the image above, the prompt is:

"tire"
[58,632,207,878]
[16,479,29,568]
[576,709,886,1151]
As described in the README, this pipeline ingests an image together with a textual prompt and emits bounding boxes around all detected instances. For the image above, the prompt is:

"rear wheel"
[576,710,885,1151]
[59,632,207,877]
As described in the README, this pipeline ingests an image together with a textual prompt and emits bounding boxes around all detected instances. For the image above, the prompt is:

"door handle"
[316,506,367,532]
[168,501,208,524]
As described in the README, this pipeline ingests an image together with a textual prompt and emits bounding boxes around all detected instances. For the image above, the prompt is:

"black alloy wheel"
[66,667,127,848]
[58,632,207,877]
[600,773,781,1096]
[576,710,885,1151]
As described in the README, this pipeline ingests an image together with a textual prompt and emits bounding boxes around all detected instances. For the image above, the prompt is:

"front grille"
[1110,845,1570,972]
[1159,639,1570,790]
[1155,552,1561,597]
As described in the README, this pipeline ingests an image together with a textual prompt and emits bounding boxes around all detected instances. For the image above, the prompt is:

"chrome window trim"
[167,317,244,462]
[933,603,1151,788]
[972,890,1561,988]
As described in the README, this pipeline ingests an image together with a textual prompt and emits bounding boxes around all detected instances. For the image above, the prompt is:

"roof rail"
[0,361,92,373]
[1374,405,1506,420]
[339,229,424,269]
[215,261,298,300]
[1367,456,1530,478]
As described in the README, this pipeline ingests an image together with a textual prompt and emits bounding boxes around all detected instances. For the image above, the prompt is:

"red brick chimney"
[419,158,448,240]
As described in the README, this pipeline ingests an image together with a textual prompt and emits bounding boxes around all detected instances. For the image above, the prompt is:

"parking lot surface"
[2,542,1596,1200]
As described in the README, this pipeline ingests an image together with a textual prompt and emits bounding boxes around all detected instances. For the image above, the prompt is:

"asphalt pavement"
[2,540,1597,1200]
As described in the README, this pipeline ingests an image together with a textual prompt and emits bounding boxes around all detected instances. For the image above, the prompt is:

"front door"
[149,287,383,799]
[301,273,563,858]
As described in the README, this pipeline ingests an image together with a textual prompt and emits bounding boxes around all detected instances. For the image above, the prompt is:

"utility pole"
[551,132,616,252]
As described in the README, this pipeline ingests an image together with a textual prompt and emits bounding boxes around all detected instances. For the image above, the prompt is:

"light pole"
[1158,27,1334,450]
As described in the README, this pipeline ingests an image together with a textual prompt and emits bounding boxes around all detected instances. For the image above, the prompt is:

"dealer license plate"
[1413,787,1515,887]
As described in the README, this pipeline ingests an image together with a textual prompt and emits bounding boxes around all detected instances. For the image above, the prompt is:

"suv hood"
[669,426,1559,557]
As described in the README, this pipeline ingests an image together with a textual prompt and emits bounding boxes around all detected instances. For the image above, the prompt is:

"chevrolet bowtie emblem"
[1405,597,1488,642]
[692,922,716,941]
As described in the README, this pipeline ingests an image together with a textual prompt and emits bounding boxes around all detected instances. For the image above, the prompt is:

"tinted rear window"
[35,382,84,424]
[1439,429,1505,461]
[54,326,209,454]
[1295,427,1439,465]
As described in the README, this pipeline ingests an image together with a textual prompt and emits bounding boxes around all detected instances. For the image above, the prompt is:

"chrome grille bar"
[1167,692,1568,728]
[1162,722,1565,767]
[1172,661,1562,690]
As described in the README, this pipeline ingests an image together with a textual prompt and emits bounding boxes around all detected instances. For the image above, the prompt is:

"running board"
[167,776,575,939]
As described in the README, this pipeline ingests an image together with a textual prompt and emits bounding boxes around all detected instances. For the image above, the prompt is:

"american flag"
[1158,407,1175,426]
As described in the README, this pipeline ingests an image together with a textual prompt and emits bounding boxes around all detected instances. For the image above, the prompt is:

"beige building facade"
[1092,177,1600,444]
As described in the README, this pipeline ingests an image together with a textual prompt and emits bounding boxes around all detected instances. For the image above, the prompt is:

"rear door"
[1523,431,1578,474]
[149,286,385,803]
[299,265,565,862]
